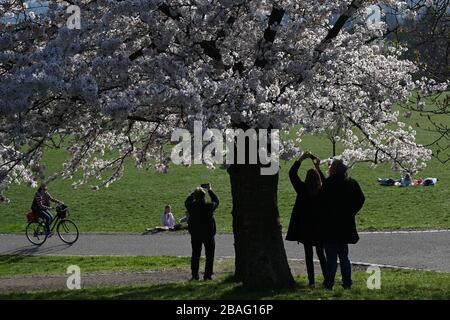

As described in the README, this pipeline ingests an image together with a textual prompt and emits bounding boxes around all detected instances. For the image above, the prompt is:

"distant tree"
[380,0,450,163]
[394,0,449,82]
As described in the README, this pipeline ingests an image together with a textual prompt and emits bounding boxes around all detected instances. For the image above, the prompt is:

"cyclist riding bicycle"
[31,184,64,234]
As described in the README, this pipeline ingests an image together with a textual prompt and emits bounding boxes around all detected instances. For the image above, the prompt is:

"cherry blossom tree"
[1,0,447,288]
[392,1,450,164]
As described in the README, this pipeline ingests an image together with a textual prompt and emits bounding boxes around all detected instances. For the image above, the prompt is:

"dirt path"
[0,269,191,294]
[0,259,359,294]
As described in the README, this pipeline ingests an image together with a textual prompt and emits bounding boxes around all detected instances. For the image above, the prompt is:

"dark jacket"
[319,173,365,244]
[31,191,57,211]
[185,190,219,238]
[286,161,322,245]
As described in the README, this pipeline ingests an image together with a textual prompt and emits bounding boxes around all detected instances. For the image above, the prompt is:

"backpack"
[26,211,38,222]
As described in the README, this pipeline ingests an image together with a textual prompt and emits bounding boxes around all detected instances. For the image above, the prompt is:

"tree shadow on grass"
[23,275,306,300]
[0,274,316,300]
[215,275,309,300]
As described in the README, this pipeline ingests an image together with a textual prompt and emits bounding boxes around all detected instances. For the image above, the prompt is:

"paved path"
[1,230,449,272]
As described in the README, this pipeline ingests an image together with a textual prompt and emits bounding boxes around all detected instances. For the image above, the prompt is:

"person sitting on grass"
[162,205,175,229]
[146,205,176,233]
[401,173,412,187]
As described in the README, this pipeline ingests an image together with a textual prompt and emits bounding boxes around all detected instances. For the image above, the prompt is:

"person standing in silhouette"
[185,184,219,280]
[319,159,365,290]
[286,151,327,289]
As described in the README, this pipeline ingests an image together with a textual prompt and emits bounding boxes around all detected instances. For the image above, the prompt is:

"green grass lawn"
[0,255,194,277]
[0,109,449,233]
[1,268,449,300]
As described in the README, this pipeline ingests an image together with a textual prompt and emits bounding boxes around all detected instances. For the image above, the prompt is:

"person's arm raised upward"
[313,158,326,182]
[206,185,219,210]
[289,152,309,194]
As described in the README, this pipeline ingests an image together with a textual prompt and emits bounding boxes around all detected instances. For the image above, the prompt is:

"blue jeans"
[34,208,53,231]
[324,243,352,289]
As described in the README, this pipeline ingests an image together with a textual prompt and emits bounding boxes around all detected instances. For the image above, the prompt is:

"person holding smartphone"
[286,151,327,289]
[320,158,365,290]
[185,183,219,281]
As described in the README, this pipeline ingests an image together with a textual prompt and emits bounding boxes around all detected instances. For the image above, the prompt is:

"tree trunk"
[228,163,295,289]
[332,139,337,157]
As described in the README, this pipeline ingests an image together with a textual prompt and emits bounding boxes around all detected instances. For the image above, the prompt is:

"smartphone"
[200,183,210,189]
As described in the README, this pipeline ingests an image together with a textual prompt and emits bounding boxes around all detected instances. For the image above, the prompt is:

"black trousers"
[191,236,215,279]
[304,244,327,285]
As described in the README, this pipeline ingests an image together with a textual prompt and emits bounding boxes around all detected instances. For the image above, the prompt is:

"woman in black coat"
[286,152,327,288]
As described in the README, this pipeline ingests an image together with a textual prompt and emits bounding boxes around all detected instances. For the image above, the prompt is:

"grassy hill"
[0,108,449,233]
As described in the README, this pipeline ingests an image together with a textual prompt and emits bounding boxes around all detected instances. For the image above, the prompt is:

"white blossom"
[0,0,446,194]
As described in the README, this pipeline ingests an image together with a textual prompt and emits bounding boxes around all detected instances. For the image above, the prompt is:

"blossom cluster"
[0,0,446,197]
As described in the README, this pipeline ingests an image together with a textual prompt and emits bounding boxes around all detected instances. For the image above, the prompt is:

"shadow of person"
[142,228,168,235]
[0,243,72,256]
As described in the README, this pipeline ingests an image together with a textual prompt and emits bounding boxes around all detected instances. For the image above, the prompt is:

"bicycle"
[25,204,79,246]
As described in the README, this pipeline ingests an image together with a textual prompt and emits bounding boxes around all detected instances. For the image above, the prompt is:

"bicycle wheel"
[57,219,79,244]
[26,221,48,245]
